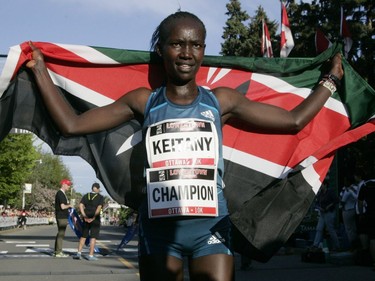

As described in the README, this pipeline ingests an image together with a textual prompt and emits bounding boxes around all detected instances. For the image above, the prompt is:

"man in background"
[340,177,359,250]
[54,179,73,257]
[74,182,104,261]
[356,179,375,269]
[311,179,341,252]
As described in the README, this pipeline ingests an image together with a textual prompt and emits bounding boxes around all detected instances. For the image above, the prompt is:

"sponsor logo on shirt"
[201,110,215,122]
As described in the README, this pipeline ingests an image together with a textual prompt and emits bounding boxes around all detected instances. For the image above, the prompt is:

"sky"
[0,0,289,199]
[0,0,287,56]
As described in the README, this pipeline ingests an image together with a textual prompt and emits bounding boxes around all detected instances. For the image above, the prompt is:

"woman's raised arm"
[26,42,151,136]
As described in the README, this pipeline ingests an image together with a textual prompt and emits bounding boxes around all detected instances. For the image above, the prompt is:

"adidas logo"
[201,110,215,121]
[207,232,225,245]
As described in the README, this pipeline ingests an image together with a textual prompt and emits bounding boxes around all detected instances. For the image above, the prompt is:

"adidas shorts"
[138,207,233,259]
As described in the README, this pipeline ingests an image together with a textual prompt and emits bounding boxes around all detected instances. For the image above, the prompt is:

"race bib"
[145,119,219,218]
[147,166,218,218]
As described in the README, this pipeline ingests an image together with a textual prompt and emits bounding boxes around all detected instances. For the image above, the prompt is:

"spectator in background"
[340,177,359,250]
[354,171,366,214]
[73,182,104,261]
[312,179,341,252]
[18,209,27,229]
[54,179,73,258]
[354,171,369,251]
[356,179,375,269]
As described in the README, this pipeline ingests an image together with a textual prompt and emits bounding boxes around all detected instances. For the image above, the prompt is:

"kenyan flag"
[0,41,374,261]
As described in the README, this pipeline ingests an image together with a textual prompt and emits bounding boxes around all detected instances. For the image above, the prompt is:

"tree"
[222,1,374,87]
[245,6,278,57]
[287,0,374,87]
[344,0,375,87]
[25,150,72,210]
[26,151,71,190]
[0,133,38,207]
[28,184,56,211]
[221,0,250,56]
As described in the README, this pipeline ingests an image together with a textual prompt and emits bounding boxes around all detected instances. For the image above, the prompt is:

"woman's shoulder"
[211,86,237,95]
[131,87,153,95]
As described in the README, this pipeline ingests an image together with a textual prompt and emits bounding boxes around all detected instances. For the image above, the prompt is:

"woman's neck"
[165,82,198,105]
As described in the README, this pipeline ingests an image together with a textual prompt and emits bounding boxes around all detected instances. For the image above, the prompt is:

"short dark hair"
[150,11,206,51]
[92,182,100,190]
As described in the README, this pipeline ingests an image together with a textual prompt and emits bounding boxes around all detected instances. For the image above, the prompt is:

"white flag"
[262,20,273,58]
[280,2,294,57]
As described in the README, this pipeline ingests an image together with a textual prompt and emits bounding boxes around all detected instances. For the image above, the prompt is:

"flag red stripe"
[223,107,349,168]
[41,49,351,170]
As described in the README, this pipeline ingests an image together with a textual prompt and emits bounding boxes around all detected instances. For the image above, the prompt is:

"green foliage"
[0,134,38,207]
[24,149,72,210]
[221,0,250,56]
[26,151,71,190]
[222,0,374,87]
[0,132,73,209]
[245,6,278,57]
[118,207,135,226]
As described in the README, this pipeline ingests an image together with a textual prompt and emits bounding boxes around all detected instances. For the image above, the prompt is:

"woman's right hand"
[25,41,46,71]
[328,53,344,80]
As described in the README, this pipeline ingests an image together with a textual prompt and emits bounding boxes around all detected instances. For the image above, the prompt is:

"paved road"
[0,224,139,281]
[1,224,374,281]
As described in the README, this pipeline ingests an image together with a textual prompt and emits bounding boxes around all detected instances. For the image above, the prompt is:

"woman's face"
[158,18,206,85]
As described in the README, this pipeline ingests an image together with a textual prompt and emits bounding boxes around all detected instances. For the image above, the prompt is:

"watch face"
[328,74,340,87]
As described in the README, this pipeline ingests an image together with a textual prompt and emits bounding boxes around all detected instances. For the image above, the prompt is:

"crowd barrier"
[0,217,52,229]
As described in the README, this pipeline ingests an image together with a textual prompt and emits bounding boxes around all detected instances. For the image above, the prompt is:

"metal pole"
[22,190,25,209]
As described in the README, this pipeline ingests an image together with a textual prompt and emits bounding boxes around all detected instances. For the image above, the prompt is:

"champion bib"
[145,119,219,218]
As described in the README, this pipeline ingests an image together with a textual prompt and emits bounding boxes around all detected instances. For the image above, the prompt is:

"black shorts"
[82,219,101,239]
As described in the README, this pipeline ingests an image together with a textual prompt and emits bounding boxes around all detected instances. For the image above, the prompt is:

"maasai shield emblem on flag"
[0,41,374,261]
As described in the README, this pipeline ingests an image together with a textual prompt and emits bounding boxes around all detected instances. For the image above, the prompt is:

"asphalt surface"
[0,224,374,281]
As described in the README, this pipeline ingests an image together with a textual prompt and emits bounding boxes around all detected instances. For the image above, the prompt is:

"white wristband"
[319,80,337,95]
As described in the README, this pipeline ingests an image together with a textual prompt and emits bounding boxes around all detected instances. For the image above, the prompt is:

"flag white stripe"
[251,73,348,117]
[299,156,325,193]
[224,145,323,194]
[301,163,322,194]
[207,67,231,84]
[0,45,21,97]
[116,130,143,156]
[49,70,114,106]
[223,146,292,179]
[55,43,120,64]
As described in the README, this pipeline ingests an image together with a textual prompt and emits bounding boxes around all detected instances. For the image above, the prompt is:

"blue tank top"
[142,86,228,217]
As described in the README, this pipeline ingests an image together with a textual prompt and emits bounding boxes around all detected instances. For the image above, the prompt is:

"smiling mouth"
[177,63,194,72]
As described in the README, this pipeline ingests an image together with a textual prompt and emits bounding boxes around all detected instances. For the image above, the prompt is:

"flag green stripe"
[92,43,375,128]
[91,43,341,72]
[91,46,160,64]
[340,59,375,128]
